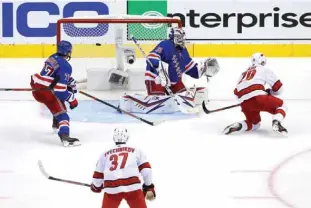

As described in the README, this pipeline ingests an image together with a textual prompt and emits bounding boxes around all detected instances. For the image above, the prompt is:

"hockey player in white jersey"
[90,128,155,208]
[223,53,288,135]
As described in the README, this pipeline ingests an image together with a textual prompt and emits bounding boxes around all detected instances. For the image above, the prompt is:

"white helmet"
[251,52,267,66]
[169,27,186,47]
[113,128,129,144]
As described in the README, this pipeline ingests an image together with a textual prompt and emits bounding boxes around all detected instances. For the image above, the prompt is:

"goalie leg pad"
[119,94,179,114]
[178,87,209,106]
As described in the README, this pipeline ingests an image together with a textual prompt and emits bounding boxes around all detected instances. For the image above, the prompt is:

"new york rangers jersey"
[146,40,199,84]
[234,65,283,102]
[92,144,152,194]
[32,53,73,101]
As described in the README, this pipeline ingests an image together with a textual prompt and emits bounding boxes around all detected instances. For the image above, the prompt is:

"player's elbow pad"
[148,59,159,69]
[272,85,283,95]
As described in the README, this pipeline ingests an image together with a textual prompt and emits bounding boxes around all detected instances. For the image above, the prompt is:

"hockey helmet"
[57,40,72,57]
[169,27,185,47]
[113,128,129,144]
[251,53,267,66]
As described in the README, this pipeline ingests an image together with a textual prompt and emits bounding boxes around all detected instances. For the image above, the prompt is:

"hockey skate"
[223,122,242,135]
[59,134,80,147]
[272,120,288,136]
[52,117,58,133]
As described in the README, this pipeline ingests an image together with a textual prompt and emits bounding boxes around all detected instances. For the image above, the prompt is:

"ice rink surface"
[1,58,311,208]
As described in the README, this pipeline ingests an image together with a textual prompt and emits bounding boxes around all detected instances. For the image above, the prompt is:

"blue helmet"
[57,40,72,56]
[169,27,185,47]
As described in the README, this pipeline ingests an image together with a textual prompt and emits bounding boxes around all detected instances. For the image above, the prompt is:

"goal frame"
[56,17,183,44]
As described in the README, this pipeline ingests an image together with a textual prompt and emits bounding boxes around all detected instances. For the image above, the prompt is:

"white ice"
[1,58,311,208]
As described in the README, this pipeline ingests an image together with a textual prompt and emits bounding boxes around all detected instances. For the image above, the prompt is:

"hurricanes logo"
[141,11,164,29]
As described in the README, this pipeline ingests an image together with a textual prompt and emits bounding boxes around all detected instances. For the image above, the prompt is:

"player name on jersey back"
[104,147,135,157]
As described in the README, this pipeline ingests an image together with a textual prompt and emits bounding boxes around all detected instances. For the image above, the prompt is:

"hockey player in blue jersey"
[119,27,220,114]
[145,27,220,96]
[30,40,80,147]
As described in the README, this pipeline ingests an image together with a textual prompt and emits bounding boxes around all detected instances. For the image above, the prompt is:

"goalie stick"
[38,160,91,187]
[202,101,240,114]
[131,35,199,114]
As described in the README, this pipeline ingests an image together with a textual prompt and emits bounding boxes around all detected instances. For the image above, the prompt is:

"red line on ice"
[268,149,311,208]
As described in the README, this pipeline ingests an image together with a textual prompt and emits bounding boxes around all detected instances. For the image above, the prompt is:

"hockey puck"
[96,43,101,46]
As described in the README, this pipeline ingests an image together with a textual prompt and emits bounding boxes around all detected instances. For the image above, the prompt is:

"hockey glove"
[143,184,156,201]
[68,77,77,94]
[200,58,220,78]
[91,184,103,193]
[67,92,78,110]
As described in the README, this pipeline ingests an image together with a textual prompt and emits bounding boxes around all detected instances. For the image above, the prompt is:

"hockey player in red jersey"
[30,40,80,147]
[223,53,288,136]
[91,128,155,208]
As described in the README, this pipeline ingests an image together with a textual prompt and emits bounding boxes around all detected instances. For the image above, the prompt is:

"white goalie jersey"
[92,144,153,194]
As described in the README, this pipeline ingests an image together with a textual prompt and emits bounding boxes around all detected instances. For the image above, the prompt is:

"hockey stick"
[202,101,240,114]
[79,90,164,126]
[131,36,199,114]
[0,88,49,91]
[38,160,91,187]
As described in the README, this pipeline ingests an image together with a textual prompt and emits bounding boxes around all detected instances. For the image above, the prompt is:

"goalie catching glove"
[199,57,220,80]
[143,183,156,201]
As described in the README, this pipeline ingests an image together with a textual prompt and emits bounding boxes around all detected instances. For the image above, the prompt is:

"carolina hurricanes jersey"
[234,65,283,102]
[92,144,152,194]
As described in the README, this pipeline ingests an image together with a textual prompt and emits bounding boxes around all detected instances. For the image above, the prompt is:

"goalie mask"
[113,128,129,144]
[169,27,185,48]
[251,53,267,66]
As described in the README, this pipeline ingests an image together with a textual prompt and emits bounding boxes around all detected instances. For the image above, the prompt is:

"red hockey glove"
[67,92,78,109]
[142,184,156,201]
[91,184,103,193]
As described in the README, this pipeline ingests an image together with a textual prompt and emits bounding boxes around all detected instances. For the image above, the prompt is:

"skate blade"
[272,126,288,137]
[62,141,81,147]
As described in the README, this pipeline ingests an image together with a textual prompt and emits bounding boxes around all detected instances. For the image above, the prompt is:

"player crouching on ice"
[120,27,220,114]
[30,40,80,147]
[223,53,288,136]
[91,128,155,208]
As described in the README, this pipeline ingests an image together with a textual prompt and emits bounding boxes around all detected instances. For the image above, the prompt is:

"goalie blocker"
[119,87,208,114]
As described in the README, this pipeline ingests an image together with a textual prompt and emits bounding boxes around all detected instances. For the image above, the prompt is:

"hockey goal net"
[57,15,182,57]
[56,15,182,90]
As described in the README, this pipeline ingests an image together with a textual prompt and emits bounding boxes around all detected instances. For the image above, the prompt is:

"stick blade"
[202,101,210,114]
[38,160,50,179]
[181,106,200,114]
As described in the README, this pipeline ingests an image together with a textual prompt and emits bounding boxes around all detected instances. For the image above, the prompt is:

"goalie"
[120,27,219,114]
[145,27,219,97]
